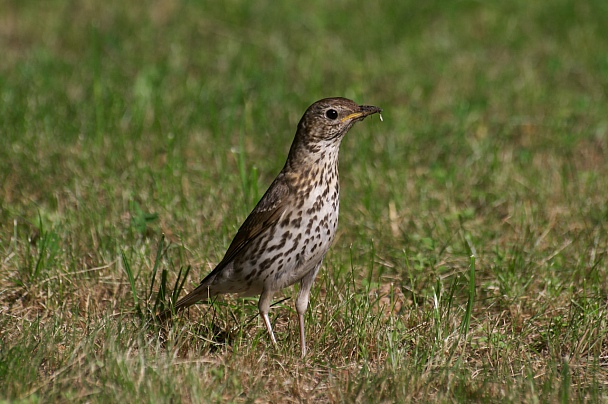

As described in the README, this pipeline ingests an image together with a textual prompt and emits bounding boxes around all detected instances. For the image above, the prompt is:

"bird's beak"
[341,105,383,123]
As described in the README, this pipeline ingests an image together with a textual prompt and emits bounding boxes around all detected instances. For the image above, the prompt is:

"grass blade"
[121,250,140,316]
[460,254,476,338]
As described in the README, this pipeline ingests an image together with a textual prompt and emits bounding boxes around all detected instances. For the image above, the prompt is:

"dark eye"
[325,109,338,120]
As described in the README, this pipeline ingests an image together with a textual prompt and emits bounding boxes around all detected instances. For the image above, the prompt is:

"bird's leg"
[258,289,277,345]
[297,313,306,357]
[295,262,323,357]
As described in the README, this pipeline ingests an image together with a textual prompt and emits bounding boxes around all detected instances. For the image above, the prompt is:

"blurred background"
[2,0,606,260]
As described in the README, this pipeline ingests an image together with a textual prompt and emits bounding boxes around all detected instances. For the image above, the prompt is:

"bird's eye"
[325,109,338,120]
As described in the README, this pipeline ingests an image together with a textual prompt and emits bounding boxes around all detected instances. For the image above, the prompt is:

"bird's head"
[296,97,382,147]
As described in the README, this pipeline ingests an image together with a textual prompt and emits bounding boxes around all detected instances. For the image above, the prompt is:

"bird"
[161,97,382,356]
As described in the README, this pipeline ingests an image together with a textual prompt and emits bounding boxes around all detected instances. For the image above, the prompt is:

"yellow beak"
[340,112,364,123]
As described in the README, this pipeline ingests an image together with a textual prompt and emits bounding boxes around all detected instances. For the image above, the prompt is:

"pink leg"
[258,289,277,345]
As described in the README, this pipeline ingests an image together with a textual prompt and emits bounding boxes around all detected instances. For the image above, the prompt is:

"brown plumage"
[160,97,382,356]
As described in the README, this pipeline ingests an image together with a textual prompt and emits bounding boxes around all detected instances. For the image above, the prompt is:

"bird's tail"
[156,283,214,322]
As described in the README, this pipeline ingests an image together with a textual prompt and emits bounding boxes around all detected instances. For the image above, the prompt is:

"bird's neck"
[283,138,341,176]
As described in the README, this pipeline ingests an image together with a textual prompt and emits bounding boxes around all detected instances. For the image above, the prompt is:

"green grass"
[2,0,608,401]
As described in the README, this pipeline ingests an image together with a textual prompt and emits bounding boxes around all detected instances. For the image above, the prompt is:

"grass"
[1,0,608,401]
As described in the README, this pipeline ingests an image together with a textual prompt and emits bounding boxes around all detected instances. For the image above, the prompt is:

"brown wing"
[199,173,292,283]
[160,173,292,316]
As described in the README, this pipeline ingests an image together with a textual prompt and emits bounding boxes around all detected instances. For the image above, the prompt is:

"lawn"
[1,0,608,402]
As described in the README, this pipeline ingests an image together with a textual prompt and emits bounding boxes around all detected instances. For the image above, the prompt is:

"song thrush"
[162,97,382,356]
